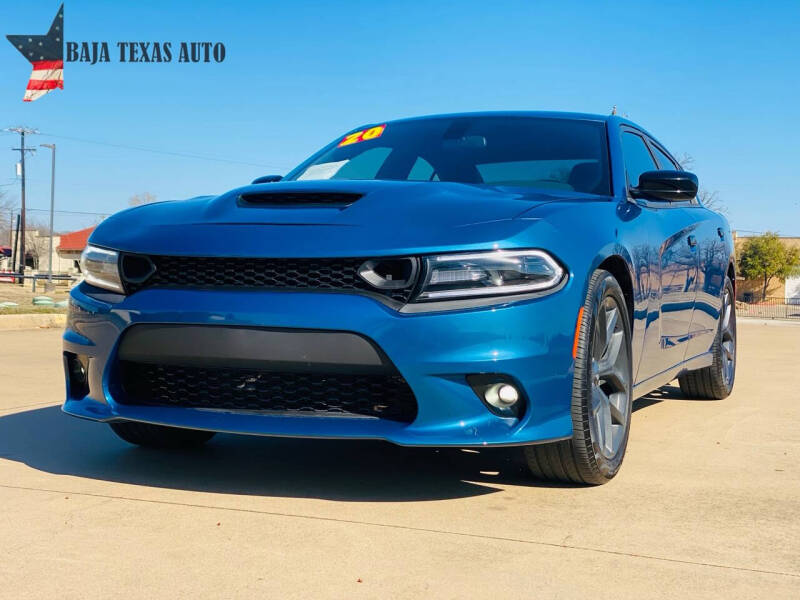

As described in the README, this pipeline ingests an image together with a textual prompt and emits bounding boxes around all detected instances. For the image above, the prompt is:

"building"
[7,226,94,275]
[733,232,800,303]
[0,245,11,270]
[8,228,76,274]
[56,226,95,272]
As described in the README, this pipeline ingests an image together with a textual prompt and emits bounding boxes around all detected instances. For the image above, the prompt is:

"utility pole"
[11,214,20,273]
[41,143,56,284]
[7,127,38,285]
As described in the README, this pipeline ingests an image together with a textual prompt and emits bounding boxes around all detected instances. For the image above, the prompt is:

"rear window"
[287,116,611,195]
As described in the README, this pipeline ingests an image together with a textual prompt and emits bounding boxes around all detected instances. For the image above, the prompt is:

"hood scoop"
[238,191,362,208]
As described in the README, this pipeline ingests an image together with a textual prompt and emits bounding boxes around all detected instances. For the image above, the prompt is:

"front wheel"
[522,269,633,485]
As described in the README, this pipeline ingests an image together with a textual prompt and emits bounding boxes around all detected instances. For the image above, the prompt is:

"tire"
[109,421,216,448]
[678,277,736,400]
[523,269,633,485]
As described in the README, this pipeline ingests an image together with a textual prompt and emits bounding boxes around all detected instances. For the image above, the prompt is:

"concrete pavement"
[0,322,798,598]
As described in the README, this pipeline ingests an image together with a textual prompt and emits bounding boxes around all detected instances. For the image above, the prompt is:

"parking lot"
[0,321,798,598]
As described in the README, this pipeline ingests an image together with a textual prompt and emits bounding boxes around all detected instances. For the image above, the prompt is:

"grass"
[0,280,71,317]
[0,306,67,315]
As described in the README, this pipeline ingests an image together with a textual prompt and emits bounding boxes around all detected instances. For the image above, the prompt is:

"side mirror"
[632,170,698,202]
[251,175,283,184]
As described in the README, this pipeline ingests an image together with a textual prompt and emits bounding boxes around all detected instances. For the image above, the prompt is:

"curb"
[0,313,67,331]
[738,317,800,327]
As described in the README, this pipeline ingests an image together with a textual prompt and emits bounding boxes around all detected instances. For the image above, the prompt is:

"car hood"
[91,180,592,257]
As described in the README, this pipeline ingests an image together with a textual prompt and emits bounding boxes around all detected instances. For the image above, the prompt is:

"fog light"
[485,383,519,408]
[466,374,526,418]
[64,351,90,399]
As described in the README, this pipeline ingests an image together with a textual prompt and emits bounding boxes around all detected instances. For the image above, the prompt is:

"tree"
[24,218,52,270]
[696,189,725,215]
[738,232,800,300]
[129,192,158,206]
[0,193,14,247]
[676,153,726,214]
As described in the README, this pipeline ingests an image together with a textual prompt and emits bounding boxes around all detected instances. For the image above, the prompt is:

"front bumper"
[63,281,579,446]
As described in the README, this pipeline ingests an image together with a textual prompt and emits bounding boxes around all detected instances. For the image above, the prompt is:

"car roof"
[361,111,652,137]
[383,110,609,124]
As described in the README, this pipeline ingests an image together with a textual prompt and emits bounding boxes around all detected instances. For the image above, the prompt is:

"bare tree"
[696,189,726,214]
[0,198,55,269]
[0,193,15,247]
[675,153,726,215]
[129,192,158,206]
[22,218,51,270]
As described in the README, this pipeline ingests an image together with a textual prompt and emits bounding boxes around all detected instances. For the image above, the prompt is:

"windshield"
[286,116,611,195]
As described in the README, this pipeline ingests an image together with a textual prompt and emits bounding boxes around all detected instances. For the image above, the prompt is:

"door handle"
[687,235,697,248]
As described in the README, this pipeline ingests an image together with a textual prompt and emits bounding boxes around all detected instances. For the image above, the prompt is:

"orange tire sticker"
[572,307,584,359]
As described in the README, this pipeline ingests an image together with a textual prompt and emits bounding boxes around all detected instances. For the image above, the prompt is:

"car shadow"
[634,382,723,410]
[634,383,683,411]
[0,405,589,502]
[2,392,677,501]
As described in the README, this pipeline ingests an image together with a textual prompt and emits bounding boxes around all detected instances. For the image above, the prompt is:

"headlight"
[80,245,124,293]
[415,249,564,301]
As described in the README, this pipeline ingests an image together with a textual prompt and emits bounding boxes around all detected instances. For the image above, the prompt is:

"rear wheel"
[678,277,736,399]
[109,421,216,448]
[523,269,633,485]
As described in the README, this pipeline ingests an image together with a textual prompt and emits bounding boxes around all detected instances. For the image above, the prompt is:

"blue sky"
[1,0,798,234]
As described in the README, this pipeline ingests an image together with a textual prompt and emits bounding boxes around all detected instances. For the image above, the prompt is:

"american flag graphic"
[6,4,64,102]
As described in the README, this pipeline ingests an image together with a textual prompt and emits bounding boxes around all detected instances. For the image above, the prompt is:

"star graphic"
[6,4,64,101]
[6,3,64,64]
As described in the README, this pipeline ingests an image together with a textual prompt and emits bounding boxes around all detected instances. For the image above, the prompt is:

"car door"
[683,215,726,359]
[620,130,699,382]
[646,140,721,361]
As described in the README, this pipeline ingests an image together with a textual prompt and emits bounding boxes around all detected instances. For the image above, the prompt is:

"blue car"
[64,112,736,484]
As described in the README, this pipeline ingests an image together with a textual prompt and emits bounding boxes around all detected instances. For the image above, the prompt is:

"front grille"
[122,255,414,303]
[117,361,418,423]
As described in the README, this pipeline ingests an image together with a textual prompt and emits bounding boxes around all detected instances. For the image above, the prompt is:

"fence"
[737,296,800,320]
[0,272,76,291]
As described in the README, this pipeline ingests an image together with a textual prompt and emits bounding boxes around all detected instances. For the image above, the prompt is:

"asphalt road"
[1,322,798,599]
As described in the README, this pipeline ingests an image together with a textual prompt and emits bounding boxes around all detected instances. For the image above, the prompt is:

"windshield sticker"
[296,160,349,180]
[338,124,386,147]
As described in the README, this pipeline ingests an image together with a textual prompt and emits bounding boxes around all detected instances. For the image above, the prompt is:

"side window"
[649,143,679,170]
[620,131,657,188]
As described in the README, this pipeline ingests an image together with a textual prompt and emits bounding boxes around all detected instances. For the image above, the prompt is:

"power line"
[1,206,109,217]
[36,131,292,170]
[30,207,109,216]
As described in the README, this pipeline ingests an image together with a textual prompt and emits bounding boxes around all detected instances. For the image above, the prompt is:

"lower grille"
[117,361,418,423]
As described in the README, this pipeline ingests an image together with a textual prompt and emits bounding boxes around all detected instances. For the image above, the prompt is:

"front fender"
[516,199,649,376]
